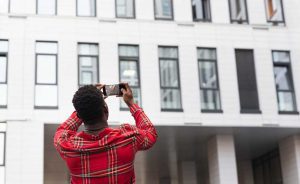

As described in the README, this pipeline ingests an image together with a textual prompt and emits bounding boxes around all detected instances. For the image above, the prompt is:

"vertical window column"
[272,51,298,114]
[197,48,222,112]
[119,45,141,109]
[78,43,99,86]
[159,46,182,111]
[35,41,58,109]
[0,40,8,108]
[154,0,173,20]
[77,0,96,17]
[192,0,211,22]
[0,0,9,13]
[229,0,248,24]
[116,0,135,18]
[235,49,261,113]
[265,0,285,24]
[37,0,57,15]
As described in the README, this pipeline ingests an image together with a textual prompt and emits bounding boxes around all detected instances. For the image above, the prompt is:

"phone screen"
[103,84,124,96]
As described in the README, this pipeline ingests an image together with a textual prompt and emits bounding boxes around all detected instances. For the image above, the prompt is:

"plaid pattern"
[54,104,157,184]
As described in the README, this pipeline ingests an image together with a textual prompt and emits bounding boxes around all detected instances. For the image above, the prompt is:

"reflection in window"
[198,48,221,111]
[272,51,297,112]
[0,40,8,108]
[116,0,135,18]
[192,0,211,21]
[229,0,248,23]
[119,45,141,109]
[37,0,56,15]
[78,43,99,86]
[77,0,96,16]
[265,0,284,23]
[154,0,173,20]
[35,41,58,108]
[159,46,182,111]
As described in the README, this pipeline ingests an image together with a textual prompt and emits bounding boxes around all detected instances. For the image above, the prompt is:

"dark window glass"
[116,0,135,18]
[154,0,173,20]
[119,45,141,109]
[198,48,222,111]
[35,41,58,108]
[253,149,283,184]
[272,51,297,113]
[78,43,99,86]
[235,49,260,113]
[229,0,248,23]
[192,0,211,21]
[159,47,182,111]
[265,0,285,23]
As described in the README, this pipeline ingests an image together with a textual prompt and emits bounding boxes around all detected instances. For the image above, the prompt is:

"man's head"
[72,85,108,125]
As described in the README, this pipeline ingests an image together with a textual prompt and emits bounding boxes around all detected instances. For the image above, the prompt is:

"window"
[0,132,5,166]
[78,43,99,86]
[228,0,248,23]
[265,0,285,23]
[154,0,173,20]
[272,51,298,113]
[77,0,96,17]
[192,0,211,21]
[253,149,283,184]
[119,45,141,109]
[235,49,261,113]
[159,46,182,111]
[0,0,9,13]
[0,40,8,108]
[116,0,135,18]
[197,48,222,112]
[35,41,58,109]
[37,0,56,15]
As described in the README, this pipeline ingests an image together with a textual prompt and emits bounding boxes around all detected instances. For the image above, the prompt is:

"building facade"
[0,0,300,183]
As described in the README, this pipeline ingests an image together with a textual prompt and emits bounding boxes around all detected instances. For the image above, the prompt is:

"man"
[54,83,157,184]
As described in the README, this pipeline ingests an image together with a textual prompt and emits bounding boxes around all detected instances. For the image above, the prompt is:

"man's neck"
[84,121,108,134]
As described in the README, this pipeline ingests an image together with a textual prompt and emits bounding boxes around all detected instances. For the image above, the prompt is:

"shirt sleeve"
[129,103,158,151]
[53,111,83,151]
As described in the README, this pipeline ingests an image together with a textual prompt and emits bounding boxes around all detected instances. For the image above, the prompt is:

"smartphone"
[103,84,125,96]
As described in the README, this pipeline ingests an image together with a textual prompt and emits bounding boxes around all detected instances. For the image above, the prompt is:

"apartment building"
[0,0,300,183]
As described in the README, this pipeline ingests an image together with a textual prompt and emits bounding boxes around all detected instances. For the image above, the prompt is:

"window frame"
[0,39,9,109]
[264,0,285,24]
[34,40,58,109]
[197,47,223,113]
[115,0,136,19]
[158,46,183,112]
[77,42,99,87]
[235,49,261,114]
[272,50,298,114]
[154,0,174,21]
[76,0,97,17]
[228,0,249,24]
[0,131,6,167]
[118,44,142,110]
[36,0,57,15]
[191,0,212,22]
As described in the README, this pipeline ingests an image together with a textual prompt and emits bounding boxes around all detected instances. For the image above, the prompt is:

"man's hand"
[120,83,134,106]
[95,83,107,99]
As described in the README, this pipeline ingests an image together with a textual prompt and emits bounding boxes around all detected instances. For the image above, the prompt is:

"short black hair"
[72,85,105,125]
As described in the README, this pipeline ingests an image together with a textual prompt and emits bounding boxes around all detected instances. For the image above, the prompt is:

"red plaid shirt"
[54,104,157,184]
